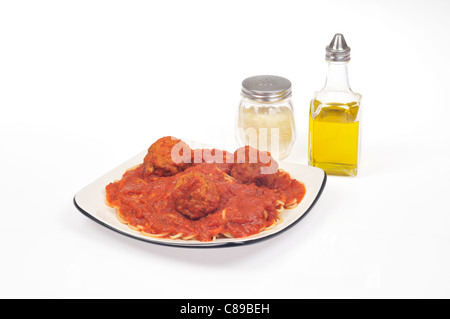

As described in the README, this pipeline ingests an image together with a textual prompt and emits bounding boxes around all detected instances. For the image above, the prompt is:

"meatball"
[172,169,221,220]
[143,136,192,176]
[230,146,279,188]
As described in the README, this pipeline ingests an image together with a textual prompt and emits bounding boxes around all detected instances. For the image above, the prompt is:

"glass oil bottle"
[308,34,362,176]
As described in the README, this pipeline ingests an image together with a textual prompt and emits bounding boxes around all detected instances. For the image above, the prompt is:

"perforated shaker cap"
[326,33,351,62]
[241,75,292,102]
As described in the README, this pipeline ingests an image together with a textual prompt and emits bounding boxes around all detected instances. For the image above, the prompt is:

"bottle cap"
[241,75,292,102]
[326,33,351,62]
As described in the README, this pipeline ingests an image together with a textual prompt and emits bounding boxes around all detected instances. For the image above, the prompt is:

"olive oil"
[309,99,360,176]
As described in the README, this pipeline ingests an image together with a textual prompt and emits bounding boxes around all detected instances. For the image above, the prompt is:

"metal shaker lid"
[241,75,292,102]
[326,33,351,62]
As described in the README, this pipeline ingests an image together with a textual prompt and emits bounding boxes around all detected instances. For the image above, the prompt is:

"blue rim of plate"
[73,172,326,249]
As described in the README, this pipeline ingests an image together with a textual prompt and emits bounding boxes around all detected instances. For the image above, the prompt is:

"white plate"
[74,149,326,248]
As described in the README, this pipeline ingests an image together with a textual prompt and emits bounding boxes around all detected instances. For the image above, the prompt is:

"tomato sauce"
[106,151,305,242]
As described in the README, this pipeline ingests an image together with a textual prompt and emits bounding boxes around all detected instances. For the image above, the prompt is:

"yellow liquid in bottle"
[308,99,360,176]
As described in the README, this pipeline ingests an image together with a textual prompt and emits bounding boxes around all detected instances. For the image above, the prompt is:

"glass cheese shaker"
[309,34,362,176]
[236,75,296,160]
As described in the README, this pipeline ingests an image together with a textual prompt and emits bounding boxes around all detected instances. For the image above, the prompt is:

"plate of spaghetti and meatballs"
[74,137,327,247]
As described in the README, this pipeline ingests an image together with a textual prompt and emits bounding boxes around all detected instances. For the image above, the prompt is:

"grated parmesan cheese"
[237,106,296,160]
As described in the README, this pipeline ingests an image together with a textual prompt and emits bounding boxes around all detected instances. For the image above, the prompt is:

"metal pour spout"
[326,33,351,62]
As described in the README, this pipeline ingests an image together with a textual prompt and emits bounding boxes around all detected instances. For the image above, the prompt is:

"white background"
[1,0,449,299]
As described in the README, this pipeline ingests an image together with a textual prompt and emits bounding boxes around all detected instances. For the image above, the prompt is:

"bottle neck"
[323,62,351,92]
